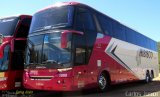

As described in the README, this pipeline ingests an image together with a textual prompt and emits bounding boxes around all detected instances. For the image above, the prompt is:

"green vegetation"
[158,42,160,69]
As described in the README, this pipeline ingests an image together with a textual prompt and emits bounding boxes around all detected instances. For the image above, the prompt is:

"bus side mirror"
[0,49,3,58]
[0,34,3,45]
[61,30,84,48]
[0,44,4,58]
[61,32,68,48]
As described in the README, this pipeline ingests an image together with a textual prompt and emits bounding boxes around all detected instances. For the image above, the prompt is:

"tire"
[98,73,109,92]
[150,70,154,81]
[145,71,151,83]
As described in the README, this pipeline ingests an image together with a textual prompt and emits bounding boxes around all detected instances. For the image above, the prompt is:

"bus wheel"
[98,73,108,92]
[150,70,154,81]
[145,71,151,83]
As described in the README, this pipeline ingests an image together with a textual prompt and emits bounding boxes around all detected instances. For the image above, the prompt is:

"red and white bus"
[23,2,159,92]
[0,15,31,90]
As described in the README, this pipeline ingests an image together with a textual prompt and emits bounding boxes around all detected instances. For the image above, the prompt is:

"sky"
[0,0,160,41]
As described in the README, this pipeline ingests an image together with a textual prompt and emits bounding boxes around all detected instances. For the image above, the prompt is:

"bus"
[0,15,31,90]
[23,2,159,92]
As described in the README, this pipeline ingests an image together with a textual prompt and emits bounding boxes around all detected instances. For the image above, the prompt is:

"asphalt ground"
[1,75,160,97]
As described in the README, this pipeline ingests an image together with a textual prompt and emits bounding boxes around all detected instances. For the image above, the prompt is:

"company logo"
[139,49,153,59]
[136,49,153,66]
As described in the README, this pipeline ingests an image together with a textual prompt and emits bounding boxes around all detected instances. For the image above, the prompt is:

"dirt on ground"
[153,73,160,81]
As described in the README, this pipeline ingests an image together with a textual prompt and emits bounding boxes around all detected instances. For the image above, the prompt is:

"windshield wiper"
[33,25,52,33]
[25,63,37,69]
[42,60,58,64]
[57,61,70,65]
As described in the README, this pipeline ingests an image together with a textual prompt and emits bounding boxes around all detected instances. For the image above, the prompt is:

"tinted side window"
[135,33,142,47]
[0,17,19,36]
[146,38,150,49]
[150,40,153,50]
[98,15,112,35]
[154,42,158,51]
[143,37,148,48]
[126,28,136,44]
[75,8,96,31]
[112,22,126,41]
[149,39,155,50]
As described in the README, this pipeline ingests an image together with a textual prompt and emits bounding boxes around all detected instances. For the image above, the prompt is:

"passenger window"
[98,15,112,35]
[93,14,102,33]
[112,22,126,41]
[75,8,95,31]
[154,42,157,51]
[126,28,136,44]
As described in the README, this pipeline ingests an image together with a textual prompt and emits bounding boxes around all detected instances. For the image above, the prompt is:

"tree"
[158,42,160,69]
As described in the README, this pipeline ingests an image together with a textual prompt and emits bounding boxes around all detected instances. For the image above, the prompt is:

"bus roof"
[38,2,80,13]
[0,15,31,20]
[36,2,156,43]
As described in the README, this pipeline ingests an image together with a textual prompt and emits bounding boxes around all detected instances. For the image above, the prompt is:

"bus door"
[72,33,88,89]
[10,17,31,88]
[73,7,97,89]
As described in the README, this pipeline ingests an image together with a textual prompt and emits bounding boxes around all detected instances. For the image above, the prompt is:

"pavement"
[1,74,160,97]
[32,81,160,97]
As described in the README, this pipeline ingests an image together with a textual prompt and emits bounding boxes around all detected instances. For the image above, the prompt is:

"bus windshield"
[25,32,72,69]
[0,17,19,36]
[29,6,74,33]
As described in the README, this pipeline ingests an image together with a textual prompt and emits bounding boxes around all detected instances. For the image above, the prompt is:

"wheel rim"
[98,74,107,90]
[146,73,150,82]
[151,72,154,79]
[146,76,149,82]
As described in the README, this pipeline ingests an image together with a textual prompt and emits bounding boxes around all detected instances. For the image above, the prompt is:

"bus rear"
[0,15,31,90]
